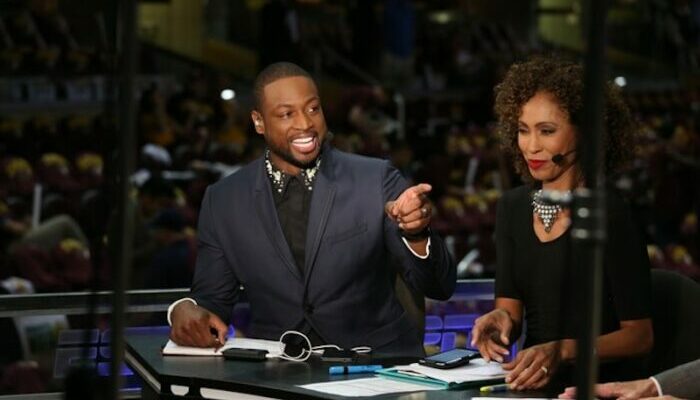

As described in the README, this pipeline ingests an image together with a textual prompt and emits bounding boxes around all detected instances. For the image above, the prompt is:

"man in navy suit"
[168,62,455,357]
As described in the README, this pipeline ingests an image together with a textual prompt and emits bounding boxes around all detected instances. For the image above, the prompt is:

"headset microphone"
[552,149,576,165]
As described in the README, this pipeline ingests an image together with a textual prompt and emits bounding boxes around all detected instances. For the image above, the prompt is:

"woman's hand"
[470,308,513,362]
[503,341,561,390]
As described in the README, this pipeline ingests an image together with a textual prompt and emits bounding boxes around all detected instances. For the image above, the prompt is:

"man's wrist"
[167,298,197,326]
[559,339,576,362]
[401,236,431,259]
[401,227,431,241]
[648,377,662,397]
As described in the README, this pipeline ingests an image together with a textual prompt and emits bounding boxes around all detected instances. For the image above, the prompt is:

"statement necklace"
[531,189,569,233]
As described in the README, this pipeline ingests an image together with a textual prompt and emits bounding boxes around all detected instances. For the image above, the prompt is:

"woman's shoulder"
[496,185,533,224]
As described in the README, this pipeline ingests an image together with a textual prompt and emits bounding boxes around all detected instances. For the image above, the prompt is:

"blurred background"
[0,0,698,396]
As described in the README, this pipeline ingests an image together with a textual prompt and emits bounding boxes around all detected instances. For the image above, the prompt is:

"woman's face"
[517,91,578,188]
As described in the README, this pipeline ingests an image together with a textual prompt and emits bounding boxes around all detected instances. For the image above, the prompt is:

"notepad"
[161,337,284,357]
[376,358,506,389]
[299,377,442,397]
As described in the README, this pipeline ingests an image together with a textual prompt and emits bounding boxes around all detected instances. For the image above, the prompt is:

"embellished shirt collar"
[264,149,322,194]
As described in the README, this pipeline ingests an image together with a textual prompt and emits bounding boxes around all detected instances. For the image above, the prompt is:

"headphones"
[274,330,372,362]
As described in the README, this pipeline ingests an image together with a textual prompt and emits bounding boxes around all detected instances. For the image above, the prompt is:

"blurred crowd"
[0,0,108,76]
[0,1,699,301]
[3,80,699,298]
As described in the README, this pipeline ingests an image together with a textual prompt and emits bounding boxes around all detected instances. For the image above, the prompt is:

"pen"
[479,383,510,393]
[329,365,383,375]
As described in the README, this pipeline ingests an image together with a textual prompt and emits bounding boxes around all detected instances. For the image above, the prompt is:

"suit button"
[304,304,314,314]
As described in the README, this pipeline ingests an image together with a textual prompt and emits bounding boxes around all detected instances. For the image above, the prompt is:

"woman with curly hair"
[470,57,653,390]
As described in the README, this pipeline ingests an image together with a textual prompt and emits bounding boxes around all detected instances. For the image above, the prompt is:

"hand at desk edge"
[170,300,228,349]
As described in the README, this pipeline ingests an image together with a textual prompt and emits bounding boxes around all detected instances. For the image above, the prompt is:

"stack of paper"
[377,358,506,389]
[299,377,442,397]
[161,337,284,358]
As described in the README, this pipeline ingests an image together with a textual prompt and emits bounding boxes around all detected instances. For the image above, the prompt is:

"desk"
[126,333,549,399]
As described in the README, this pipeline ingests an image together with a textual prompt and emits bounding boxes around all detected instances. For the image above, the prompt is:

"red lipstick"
[527,159,547,170]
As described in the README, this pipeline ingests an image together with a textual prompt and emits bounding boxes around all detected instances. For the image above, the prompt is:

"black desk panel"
[126,333,550,399]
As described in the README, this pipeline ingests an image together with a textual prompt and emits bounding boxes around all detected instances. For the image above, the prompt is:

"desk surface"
[125,333,549,399]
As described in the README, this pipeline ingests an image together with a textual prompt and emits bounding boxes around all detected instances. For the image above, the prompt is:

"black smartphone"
[222,348,268,361]
[418,348,480,369]
[321,348,356,362]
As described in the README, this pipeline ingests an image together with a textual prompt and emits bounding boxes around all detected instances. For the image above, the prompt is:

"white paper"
[472,398,557,400]
[299,377,440,397]
[162,337,283,357]
[395,358,506,384]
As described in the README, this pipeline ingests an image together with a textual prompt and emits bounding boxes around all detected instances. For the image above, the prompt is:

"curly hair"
[493,56,635,183]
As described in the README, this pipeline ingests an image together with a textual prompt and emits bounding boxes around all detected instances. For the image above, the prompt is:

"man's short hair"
[253,62,314,111]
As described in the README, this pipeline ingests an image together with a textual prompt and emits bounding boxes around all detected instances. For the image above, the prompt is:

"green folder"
[376,367,505,390]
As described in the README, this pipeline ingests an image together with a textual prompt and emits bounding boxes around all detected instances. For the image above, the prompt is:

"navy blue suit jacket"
[190,146,455,356]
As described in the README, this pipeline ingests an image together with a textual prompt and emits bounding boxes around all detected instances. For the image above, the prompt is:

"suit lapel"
[253,160,302,282]
[304,148,336,286]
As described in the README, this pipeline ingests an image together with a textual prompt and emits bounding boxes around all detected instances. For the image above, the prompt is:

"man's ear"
[251,111,265,135]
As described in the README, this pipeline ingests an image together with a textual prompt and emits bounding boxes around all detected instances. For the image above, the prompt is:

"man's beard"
[268,135,325,169]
